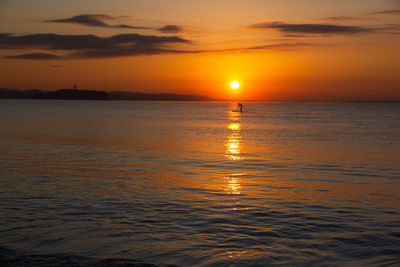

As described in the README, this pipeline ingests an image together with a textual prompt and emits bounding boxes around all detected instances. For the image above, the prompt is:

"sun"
[230,80,239,90]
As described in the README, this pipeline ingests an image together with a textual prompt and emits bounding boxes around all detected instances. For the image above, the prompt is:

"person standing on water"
[238,103,243,112]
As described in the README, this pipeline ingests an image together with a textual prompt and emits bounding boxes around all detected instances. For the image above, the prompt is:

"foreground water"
[0,100,399,266]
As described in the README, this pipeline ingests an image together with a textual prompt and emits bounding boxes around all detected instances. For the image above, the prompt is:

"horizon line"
[1,87,400,103]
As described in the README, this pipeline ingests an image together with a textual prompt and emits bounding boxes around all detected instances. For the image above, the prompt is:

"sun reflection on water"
[228,123,241,131]
[225,109,242,161]
[223,105,244,194]
[224,176,241,194]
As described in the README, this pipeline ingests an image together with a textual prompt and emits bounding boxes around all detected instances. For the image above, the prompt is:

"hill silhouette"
[0,88,213,101]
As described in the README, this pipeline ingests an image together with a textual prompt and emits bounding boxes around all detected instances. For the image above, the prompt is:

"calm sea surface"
[0,100,399,266]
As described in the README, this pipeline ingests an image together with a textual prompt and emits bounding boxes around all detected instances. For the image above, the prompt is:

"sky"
[0,0,399,101]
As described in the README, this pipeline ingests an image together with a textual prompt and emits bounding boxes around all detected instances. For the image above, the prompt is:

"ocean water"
[0,100,399,266]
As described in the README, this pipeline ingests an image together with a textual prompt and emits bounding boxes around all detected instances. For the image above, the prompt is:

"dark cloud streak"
[1,32,314,60]
[46,14,148,30]
[5,52,63,60]
[248,21,372,35]
[0,33,191,59]
[158,25,185,33]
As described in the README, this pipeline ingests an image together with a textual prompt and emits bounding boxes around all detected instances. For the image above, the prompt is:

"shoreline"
[2,89,400,103]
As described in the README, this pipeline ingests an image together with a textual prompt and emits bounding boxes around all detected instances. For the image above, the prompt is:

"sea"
[0,100,399,266]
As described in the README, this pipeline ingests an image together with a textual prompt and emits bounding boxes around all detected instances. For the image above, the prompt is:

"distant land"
[0,88,213,101]
[1,88,400,103]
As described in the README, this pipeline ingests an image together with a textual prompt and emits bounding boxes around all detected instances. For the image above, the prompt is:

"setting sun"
[230,81,240,90]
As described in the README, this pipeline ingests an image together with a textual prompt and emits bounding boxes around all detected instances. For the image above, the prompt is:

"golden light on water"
[228,123,241,131]
[225,106,242,161]
[223,105,244,195]
[226,135,241,161]
[224,176,241,194]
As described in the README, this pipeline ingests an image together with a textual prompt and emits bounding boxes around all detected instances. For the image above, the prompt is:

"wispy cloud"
[320,16,370,22]
[248,21,372,35]
[158,25,185,33]
[0,33,190,59]
[46,14,148,30]
[1,32,314,60]
[320,9,400,22]
[6,52,63,60]
[173,42,314,54]
[367,10,400,16]
[243,42,314,51]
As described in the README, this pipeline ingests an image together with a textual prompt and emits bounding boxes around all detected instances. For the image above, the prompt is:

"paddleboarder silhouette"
[237,103,243,112]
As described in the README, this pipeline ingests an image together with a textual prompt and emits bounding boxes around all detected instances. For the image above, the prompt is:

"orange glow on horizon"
[1,0,399,102]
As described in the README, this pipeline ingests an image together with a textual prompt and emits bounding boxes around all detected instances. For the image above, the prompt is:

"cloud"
[46,14,148,30]
[367,10,400,16]
[187,42,314,54]
[1,31,314,59]
[158,25,185,33]
[381,23,400,34]
[282,34,308,38]
[320,9,400,21]
[0,33,191,59]
[320,16,368,22]
[248,21,372,35]
[4,52,63,60]
[246,43,313,50]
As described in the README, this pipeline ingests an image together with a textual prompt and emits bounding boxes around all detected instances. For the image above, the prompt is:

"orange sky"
[0,0,399,101]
